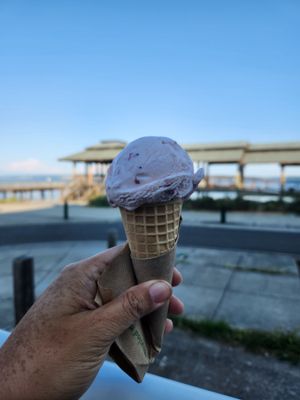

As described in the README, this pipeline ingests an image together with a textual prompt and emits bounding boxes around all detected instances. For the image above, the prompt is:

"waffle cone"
[120,201,182,259]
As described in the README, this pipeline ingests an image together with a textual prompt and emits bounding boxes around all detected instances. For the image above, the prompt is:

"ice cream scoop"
[105,136,203,210]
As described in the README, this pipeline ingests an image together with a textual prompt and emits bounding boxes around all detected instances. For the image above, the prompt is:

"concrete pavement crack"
[34,242,77,287]
[210,254,244,320]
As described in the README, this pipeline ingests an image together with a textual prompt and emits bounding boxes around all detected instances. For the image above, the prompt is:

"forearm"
[0,348,67,400]
[0,328,59,400]
[0,325,96,400]
[0,338,28,400]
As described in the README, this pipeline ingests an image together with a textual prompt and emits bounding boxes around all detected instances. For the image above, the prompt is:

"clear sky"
[0,0,299,176]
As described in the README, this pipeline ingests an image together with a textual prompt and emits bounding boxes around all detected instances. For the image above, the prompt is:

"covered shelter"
[59,140,300,194]
[59,140,126,185]
[243,142,300,192]
[184,141,300,192]
[183,141,248,189]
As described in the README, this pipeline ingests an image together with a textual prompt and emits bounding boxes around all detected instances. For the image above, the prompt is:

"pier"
[0,182,66,200]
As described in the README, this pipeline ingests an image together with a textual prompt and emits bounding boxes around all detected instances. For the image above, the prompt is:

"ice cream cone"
[102,137,204,381]
[120,201,182,259]
[119,201,181,359]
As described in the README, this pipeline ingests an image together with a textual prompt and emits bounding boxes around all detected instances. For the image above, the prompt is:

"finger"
[168,296,184,315]
[164,318,173,334]
[90,280,172,342]
[172,267,183,287]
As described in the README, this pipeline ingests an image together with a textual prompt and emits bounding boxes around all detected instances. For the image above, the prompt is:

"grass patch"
[172,316,300,364]
[223,264,295,276]
[0,197,18,204]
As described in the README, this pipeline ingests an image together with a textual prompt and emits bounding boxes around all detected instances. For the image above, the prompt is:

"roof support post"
[240,164,244,190]
[206,163,210,188]
[85,163,89,181]
[87,163,93,186]
[235,164,244,190]
[235,164,244,199]
[72,161,77,178]
[100,163,104,177]
[280,164,285,197]
[96,163,101,176]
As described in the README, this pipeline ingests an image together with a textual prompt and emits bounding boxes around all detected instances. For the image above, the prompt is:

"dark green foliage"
[287,198,300,214]
[88,196,110,207]
[88,194,300,214]
[183,196,300,214]
[172,316,300,364]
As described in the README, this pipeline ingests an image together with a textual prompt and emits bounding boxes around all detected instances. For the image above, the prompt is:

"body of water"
[0,174,70,184]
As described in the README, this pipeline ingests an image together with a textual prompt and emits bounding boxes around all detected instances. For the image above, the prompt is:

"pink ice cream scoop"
[105,136,204,210]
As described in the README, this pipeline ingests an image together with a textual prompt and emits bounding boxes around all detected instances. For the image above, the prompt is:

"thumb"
[92,280,172,342]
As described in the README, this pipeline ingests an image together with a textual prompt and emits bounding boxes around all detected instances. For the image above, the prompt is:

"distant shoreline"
[0,174,70,183]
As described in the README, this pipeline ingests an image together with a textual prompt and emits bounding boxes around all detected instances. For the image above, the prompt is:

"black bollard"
[13,256,35,325]
[64,201,69,220]
[220,206,227,224]
[107,229,117,248]
[295,259,300,278]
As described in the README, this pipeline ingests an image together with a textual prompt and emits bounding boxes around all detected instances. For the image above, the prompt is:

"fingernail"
[175,267,183,281]
[149,281,171,303]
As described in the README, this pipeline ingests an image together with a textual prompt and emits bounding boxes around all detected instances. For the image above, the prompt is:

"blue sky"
[0,0,299,176]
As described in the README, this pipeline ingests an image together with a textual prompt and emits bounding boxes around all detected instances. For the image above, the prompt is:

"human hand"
[0,245,184,400]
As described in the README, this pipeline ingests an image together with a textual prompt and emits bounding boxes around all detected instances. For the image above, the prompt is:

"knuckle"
[62,262,82,278]
[62,262,77,272]
[122,290,145,321]
[60,263,83,284]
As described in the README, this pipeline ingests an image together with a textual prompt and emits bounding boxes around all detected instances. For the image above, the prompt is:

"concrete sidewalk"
[0,201,300,231]
[1,241,299,333]
[174,247,300,332]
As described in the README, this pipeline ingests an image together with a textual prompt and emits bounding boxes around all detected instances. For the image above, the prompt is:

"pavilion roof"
[59,140,300,165]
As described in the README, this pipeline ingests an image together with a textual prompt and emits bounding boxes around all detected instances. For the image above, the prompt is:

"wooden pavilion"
[59,140,300,198]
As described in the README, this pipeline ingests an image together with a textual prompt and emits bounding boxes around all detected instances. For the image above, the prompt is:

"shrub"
[89,195,109,207]
[88,194,300,213]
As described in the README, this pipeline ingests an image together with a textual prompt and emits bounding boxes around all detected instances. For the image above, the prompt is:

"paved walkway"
[1,201,300,231]
[1,241,299,333]
[175,247,300,332]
